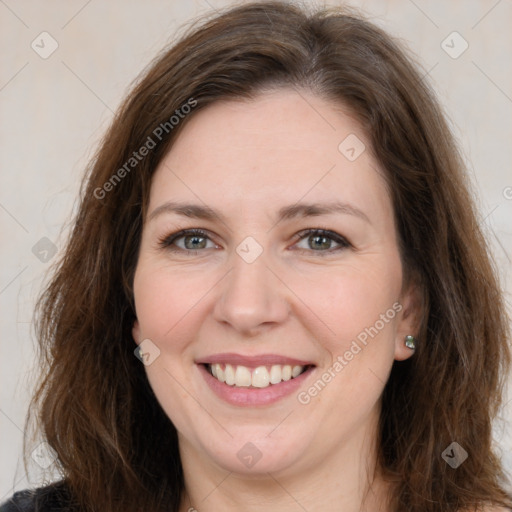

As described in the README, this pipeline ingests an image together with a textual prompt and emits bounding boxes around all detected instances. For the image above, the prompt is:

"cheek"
[289,266,401,429]
[133,263,213,343]
[132,265,207,428]
[289,259,402,347]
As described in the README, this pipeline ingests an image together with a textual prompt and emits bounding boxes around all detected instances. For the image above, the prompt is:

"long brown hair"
[26,2,512,511]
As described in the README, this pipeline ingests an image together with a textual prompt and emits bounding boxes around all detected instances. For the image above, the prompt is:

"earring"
[405,335,416,350]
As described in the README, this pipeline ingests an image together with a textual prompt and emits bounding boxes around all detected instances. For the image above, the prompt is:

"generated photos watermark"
[94,97,197,200]
[297,301,403,404]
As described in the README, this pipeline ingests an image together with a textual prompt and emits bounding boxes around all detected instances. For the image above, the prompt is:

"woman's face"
[132,89,418,477]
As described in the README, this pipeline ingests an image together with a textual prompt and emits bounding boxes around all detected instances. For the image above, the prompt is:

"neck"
[177,411,393,512]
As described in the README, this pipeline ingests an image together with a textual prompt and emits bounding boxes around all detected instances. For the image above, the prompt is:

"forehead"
[148,89,391,226]
[163,89,365,169]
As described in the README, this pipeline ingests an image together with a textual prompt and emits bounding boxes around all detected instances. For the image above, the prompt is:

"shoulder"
[0,480,75,512]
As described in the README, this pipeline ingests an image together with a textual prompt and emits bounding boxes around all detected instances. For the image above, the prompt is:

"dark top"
[0,481,75,512]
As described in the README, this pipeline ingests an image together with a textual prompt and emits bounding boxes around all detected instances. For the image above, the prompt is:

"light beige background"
[1,0,511,499]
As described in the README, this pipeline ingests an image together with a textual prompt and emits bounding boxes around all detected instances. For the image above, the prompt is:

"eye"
[158,229,218,253]
[158,227,351,256]
[292,228,351,255]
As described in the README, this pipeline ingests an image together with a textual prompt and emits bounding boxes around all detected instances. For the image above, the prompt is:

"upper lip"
[195,353,315,367]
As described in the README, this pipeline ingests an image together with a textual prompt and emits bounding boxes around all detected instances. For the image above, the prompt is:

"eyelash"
[157,227,351,256]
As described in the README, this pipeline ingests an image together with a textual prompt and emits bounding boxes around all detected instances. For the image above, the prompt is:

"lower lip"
[198,364,315,407]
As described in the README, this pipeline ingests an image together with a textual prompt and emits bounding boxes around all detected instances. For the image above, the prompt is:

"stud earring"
[405,335,416,350]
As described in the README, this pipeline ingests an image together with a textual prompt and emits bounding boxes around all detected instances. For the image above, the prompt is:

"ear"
[132,319,142,346]
[394,280,423,361]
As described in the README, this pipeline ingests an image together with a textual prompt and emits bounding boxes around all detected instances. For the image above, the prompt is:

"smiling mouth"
[204,363,312,388]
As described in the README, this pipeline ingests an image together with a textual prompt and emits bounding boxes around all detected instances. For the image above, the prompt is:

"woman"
[1,1,511,511]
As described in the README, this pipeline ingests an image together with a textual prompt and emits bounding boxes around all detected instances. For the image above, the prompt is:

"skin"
[132,88,421,512]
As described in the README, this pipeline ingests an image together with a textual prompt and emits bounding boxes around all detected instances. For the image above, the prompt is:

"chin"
[207,442,304,476]
[191,423,315,476]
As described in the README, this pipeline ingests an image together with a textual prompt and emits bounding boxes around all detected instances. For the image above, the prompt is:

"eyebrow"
[147,200,370,224]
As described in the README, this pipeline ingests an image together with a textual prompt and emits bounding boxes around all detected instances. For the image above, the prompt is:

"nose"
[213,247,290,337]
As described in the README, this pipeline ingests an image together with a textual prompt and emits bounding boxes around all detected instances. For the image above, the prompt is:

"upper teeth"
[209,363,305,388]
